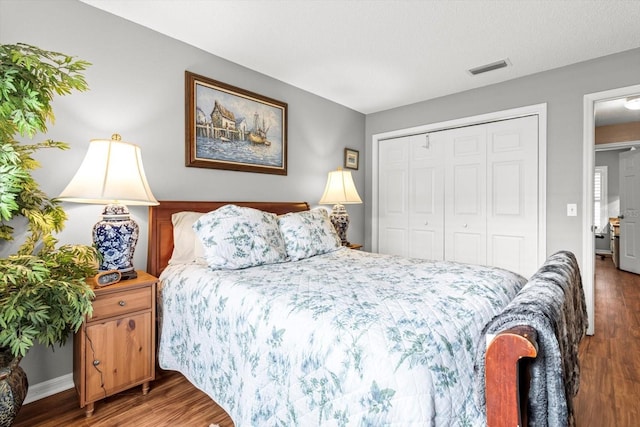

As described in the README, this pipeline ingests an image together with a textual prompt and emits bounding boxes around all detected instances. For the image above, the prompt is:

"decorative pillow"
[277,208,342,261]
[168,211,206,265]
[193,204,287,270]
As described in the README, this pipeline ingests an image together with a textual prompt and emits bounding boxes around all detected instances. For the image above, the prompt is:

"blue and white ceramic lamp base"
[92,204,139,280]
[329,203,351,246]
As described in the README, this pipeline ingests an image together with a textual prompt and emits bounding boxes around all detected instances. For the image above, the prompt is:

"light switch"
[567,203,577,217]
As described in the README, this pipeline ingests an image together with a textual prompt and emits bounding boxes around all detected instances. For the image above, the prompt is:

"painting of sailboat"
[185,71,288,175]
[247,112,271,145]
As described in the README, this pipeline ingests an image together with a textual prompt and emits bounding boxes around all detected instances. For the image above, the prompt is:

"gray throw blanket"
[475,250,588,427]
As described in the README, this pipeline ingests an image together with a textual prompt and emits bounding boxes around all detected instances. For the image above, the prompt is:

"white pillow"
[193,204,287,270]
[168,211,206,265]
[277,208,341,261]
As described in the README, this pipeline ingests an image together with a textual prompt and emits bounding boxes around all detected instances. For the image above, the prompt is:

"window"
[594,166,608,234]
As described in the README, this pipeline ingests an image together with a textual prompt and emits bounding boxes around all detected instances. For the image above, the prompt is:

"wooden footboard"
[485,326,538,427]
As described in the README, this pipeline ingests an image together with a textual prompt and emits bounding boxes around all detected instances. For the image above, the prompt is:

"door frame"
[371,103,547,267]
[583,83,640,336]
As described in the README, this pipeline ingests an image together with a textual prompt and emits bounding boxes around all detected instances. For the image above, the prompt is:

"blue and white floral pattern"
[193,205,287,270]
[92,204,139,271]
[277,208,341,261]
[159,249,526,426]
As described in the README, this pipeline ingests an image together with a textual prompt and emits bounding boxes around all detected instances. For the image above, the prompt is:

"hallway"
[573,256,640,426]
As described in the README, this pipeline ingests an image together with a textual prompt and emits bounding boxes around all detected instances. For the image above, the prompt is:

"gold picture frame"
[185,71,288,175]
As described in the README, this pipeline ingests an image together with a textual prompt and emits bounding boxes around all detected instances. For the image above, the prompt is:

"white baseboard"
[24,373,74,404]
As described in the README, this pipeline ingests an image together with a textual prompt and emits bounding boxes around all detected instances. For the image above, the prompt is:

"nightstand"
[73,271,157,417]
[347,243,363,250]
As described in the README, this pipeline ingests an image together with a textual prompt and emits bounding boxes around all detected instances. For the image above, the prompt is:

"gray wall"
[365,48,640,267]
[1,0,365,385]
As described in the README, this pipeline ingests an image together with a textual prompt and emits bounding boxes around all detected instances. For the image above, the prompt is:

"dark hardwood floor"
[13,369,234,427]
[573,256,640,426]
[13,256,638,426]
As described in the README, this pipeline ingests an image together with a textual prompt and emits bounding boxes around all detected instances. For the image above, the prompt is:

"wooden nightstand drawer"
[90,286,152,321]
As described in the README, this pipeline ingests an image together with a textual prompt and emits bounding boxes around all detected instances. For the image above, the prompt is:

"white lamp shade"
[319,168,362,205]
[58,137,158,206]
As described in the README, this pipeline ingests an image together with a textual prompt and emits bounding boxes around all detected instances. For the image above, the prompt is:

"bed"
[147,201,587,427]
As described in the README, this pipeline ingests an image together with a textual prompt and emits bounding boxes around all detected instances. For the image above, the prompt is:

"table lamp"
[319,167,362,246]
[58,134,158,280]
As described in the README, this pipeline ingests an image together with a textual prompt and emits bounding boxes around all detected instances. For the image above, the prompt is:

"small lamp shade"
[319,168,362,246]
[59,134,158,279]
[319,168,363,205]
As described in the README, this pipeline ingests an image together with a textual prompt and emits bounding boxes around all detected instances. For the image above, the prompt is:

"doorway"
[583,83,640,335]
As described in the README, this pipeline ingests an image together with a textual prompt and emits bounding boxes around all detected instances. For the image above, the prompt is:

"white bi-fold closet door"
[378,132,445,260]
[377,115,539,278]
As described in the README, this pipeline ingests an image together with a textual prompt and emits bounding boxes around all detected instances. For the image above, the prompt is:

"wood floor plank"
[13,369,235,427]
[13,256,639,426]
[573,256,640,427]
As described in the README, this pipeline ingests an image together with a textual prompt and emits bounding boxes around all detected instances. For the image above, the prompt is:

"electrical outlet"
[567,203,577,217]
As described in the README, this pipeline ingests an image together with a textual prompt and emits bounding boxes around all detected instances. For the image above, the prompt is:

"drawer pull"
[118,300,126,307]
[93,360,101,366]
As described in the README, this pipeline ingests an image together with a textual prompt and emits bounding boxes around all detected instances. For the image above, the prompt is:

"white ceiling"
[595,97,640,127]
[81,0,640,117]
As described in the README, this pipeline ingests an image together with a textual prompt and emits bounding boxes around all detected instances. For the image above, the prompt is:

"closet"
[377,115,539,278]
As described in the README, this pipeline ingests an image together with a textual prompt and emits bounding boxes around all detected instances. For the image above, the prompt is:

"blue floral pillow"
[193,205,287,270]
[277,208,342,261]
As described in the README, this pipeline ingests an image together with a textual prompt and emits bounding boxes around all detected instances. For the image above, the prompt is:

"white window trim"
[594,166,608,234]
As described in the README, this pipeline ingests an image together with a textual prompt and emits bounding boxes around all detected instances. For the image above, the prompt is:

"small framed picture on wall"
[344,148,359,170]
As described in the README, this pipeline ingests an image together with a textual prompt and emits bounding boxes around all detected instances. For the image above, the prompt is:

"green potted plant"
[0,43,97,424]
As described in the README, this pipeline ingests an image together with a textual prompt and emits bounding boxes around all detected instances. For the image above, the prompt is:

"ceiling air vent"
[468,59,510,76]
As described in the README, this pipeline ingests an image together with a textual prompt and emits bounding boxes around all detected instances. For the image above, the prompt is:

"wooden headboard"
[146,201,310,277]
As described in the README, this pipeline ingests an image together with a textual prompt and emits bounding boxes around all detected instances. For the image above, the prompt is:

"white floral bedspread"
[158,248,526,426]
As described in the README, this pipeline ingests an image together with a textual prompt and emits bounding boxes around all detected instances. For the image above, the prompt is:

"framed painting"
[185,71,288,175]
[344,148,359,170]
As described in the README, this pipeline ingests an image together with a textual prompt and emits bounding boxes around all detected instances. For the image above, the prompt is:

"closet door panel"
[492,162,522,215]
[384,170,407,213]
[378,138,410,256]
[489,235,525,275]
[486,116,538,277]
[453,164,483,214]
[451,231,484,265]
[444,127,487,265]
[409,134,444,260]
[410,230,441,260]
[381,227,408,256]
